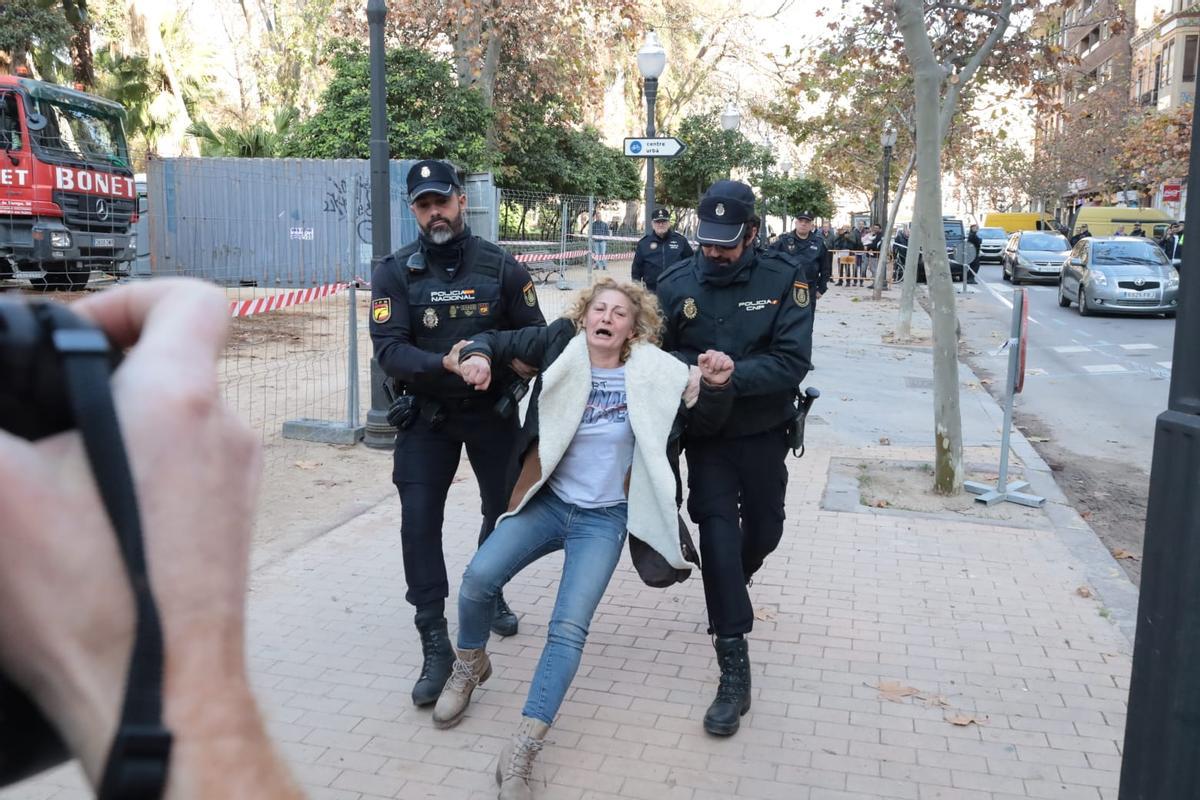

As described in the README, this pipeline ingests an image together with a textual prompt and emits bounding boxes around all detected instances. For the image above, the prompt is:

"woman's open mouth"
[593,326,613,339]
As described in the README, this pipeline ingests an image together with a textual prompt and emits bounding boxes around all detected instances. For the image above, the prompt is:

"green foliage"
[281,41,494,168]
[498,103,639,200]
[655,114,759,207]
[762,174,835,220]
[187,108,299,157]
[0,0,72,74]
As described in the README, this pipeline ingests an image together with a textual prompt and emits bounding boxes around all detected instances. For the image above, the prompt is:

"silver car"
[1058,236,1180,318]
[1002,230,1072,284]
[976,227,1008,263]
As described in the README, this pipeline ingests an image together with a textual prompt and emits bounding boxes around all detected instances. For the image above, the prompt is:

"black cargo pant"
[393,401,519,610]
[685,427,790,636]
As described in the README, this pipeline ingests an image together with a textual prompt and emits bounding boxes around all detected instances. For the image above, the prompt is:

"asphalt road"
[956,260,1177,583]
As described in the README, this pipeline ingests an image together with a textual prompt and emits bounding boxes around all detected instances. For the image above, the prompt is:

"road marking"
[979,277,1041,324]
[1158,361,1173,369]
[1120,343,1158,351]
[1052,319,1067,326]
[1082,364,1128,374]
[1053,345,1090,353]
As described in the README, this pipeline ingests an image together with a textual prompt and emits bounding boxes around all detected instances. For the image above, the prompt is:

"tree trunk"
[873,148,916,301]
[897,196,922,338]
[67,0,96,88]
[895,0,963,495]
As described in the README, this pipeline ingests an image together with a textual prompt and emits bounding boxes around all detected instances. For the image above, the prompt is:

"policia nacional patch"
[372,298,391,323]
[523,281,538,307]
[793,281,810,308]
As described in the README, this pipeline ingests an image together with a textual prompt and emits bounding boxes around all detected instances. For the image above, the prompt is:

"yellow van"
[1071,207,1175,238]
[983,212,1057,234]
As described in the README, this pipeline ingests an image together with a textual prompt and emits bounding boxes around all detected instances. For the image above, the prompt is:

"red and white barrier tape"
[514,248,591,264]
[228,282,350,318]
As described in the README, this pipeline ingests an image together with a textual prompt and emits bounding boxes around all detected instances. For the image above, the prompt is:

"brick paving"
[3,289,1134,800]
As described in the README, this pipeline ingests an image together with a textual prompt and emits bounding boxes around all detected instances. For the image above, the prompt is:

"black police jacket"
[656,252,814,439]
[632,230,694,290]
[369,227,546,401]
[767,231,831,295]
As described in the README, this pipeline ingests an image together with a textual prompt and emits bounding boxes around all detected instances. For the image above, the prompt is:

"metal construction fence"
[1,157,659,459]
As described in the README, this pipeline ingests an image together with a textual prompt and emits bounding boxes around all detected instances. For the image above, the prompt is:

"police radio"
[0,298,173,798]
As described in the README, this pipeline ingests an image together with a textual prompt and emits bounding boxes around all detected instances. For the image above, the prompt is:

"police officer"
[370,160,546,708]
[656,180,814,737]
[632,206,694,291]
[766,210,830,300]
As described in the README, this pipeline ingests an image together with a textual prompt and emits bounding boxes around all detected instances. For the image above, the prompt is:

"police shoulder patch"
[372,297,391,323]
[522,280,538,307]
[793,281,810,308]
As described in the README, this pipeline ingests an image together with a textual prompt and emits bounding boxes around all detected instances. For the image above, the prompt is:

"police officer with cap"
[767,210,831,301]
[370,159,546,708]
[632,206,694,291]
[656,180,814,737]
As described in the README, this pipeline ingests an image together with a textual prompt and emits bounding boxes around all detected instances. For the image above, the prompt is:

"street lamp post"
[876,122,897,290]
[638,32,666,232]
[719,102,741,182]
[1118,101,1200,799]
[363,0,395,449]
[760,134,772,247]
[779,158,792,232]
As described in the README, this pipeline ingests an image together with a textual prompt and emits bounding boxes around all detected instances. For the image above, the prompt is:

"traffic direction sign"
[623,137,686,158]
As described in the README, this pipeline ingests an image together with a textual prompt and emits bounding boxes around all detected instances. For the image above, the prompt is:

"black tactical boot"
[412,608,455,707]
[491,589,519,637]
[703,636,752,736]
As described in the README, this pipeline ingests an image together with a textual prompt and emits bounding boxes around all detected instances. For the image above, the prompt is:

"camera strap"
[53,329,172,800]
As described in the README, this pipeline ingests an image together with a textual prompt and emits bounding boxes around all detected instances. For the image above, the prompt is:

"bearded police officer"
[767,210,830,301]
[370,160,546,708]
[632,206,694,291]
[656,180,814,737]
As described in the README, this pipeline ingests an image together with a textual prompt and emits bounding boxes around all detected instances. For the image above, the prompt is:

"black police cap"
[795,210,814,221]
[696,180,755,245]
[407,160,462,200]
[652,207,671,221]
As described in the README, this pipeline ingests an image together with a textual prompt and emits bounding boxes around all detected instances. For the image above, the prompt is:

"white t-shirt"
[547,366,634,508]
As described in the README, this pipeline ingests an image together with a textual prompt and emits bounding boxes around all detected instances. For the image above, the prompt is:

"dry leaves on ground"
[1076,586,1095,599]
[871,499,890,509]
[945,713,987,727]
[879,437,892,446]
[294,460,321,470]
[871,681,921,703]
[1113,548,1140,561]
[753,607,776,621]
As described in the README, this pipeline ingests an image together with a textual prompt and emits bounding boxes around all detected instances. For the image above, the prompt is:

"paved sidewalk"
[5,287,1134,800]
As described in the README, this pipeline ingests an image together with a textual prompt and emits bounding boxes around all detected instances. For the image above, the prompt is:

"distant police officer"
[370,160,546,708]
[656,180,814,737]
[767,210,830,300]
[632,206,694,291]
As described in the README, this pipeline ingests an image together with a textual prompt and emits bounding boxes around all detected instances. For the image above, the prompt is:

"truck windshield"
[27,97,129,168]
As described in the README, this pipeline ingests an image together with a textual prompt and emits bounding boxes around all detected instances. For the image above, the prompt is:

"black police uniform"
[767,226,831,297]
[656,190,813,639]
[632,229,694,291]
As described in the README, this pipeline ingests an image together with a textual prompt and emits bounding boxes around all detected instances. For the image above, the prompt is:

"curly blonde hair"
[563,276,664,362]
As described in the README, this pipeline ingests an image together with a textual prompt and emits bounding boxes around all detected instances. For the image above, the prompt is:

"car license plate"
[94,237,114,247]
[1120,290,1155,299]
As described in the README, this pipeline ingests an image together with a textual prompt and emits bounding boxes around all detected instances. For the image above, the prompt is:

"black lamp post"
[363,0,395,449]
[719,102,741,182]
[638,32,666,232]
[1118,90,1200,799]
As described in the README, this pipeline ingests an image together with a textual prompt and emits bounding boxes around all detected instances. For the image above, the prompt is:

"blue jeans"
[592,240,607,268]
[457,488,627,725]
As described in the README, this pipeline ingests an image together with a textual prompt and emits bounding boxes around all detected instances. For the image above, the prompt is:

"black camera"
[0,298,172,797]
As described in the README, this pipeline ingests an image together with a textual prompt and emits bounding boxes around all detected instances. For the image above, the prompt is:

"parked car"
[1058,236,1180,318]
[976,227,1008,263]
[1002,230,1071,284]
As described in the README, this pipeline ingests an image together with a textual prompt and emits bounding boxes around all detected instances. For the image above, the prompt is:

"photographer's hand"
[0,280,300,799]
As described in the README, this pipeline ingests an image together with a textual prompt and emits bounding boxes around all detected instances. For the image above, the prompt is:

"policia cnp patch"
[522,281,538,307]
[793,281,810,308]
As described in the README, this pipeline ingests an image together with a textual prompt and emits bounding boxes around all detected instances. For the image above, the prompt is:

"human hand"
[460,355,493,391]
[510,358,538,381]
[442,339,473,373]
[698,350,734,386]
[0,280,298,797]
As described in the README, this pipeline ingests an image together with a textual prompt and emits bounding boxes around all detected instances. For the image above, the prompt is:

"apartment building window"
[1185,35,1198,82]
[1164,40,1176,86]
[1136,66,1145,96]
[1080,26,1102,56]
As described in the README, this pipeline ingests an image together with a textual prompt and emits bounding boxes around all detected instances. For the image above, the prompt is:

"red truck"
[0,75,137,289]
